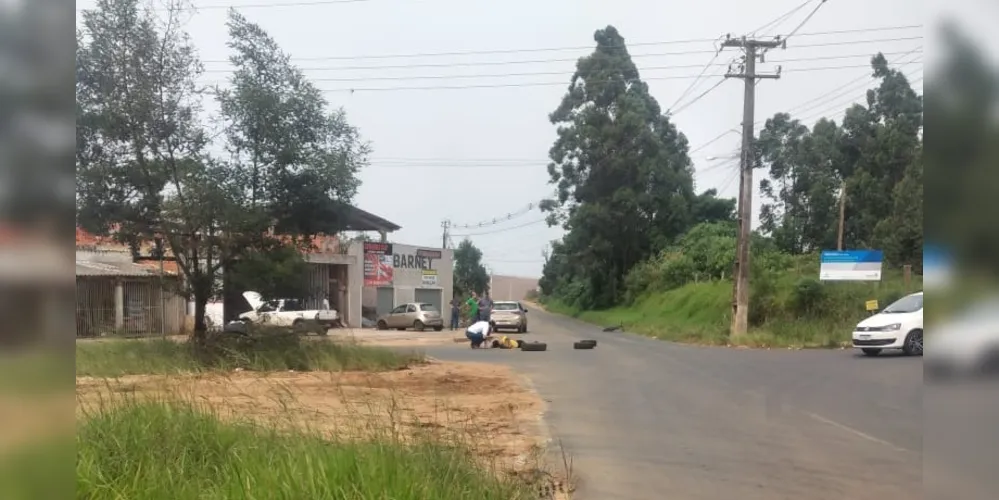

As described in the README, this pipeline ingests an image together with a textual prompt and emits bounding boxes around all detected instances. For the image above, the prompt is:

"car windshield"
[882,294,923,313]
[493,302,519,311]
[419,304,439,312]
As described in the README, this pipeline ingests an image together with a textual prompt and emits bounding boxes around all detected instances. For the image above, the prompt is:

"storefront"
[356,241,454,324]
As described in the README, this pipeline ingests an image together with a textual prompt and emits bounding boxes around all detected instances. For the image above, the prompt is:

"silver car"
[376,303,445,331]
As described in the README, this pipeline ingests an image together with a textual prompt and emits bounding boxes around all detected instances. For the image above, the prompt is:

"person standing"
[464,319,492,348]
[465,292,479,325]
[449,296,461,330]
[477,291,494,324]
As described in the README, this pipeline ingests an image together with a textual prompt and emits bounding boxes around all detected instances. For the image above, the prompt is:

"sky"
[76,0,925,278]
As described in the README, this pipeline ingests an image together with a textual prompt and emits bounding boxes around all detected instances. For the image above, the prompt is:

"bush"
[789,278,826,316]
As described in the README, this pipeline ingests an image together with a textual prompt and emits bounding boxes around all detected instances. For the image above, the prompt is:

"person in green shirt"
[465,292,479,324]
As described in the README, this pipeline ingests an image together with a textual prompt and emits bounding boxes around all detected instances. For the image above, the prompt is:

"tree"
[539,25,720,308]
[452,239,489,297]
[75,0,366,336]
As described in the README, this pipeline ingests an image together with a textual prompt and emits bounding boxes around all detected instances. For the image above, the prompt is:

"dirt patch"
[76,361,551,474]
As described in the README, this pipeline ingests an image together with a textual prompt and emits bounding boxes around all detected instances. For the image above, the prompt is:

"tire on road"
[574,340,597,349]
[520,341,547,352]
[414,320,425,332]
[376,320,388,330]
[433,325,444,332]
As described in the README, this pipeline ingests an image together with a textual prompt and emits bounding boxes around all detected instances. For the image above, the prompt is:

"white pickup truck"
[236,291,340,332]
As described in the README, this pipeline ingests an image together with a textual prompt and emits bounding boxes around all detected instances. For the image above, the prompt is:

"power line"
[670,79,727,116]
[748,0,817,37]
[451,203,538,229]
[690,129,741,155]
[198,25,922,63]
[306,60,923,92]
[451,218,547,237]
[782,0,830,42]
[666,36,726,113]
[796,66,923,124]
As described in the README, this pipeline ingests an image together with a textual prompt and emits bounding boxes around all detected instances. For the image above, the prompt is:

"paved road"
[422,307,923,500]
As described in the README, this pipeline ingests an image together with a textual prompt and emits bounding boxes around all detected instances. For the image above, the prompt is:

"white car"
[852,291,923,356]
[925,298,999,377]
[236,291,339,332]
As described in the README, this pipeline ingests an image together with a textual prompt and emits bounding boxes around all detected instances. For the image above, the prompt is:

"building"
[489,274,540,302]
[358,242,454,322]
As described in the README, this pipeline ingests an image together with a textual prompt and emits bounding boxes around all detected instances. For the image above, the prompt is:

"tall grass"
[546,269,922,348]
[76,334,425,377]
[76,399,533,500]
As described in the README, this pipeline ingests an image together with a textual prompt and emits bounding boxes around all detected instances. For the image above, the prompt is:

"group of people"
[450,291,495,348]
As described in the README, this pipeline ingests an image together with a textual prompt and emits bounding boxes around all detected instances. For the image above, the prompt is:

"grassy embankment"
[75,333,540,500]
[544,268,922,348]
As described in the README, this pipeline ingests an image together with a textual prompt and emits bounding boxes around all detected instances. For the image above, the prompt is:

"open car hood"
[242,291,264,311]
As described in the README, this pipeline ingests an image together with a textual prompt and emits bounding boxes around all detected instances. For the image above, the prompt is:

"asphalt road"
[422,307,923,500]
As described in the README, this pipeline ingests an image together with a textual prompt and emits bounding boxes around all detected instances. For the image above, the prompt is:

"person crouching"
[465,319,492,349]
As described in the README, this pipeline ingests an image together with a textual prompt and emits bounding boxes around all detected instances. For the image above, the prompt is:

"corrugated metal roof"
[76,259,161,277]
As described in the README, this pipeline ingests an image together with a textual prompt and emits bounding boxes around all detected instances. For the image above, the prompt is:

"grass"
[76,399,535,500]
[545,272,923,348]
[76,334,425,377]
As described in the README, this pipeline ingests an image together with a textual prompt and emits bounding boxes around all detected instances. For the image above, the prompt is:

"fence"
[76,276,187,337]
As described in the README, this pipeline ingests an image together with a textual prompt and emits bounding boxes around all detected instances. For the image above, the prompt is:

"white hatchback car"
[852,292,923,357]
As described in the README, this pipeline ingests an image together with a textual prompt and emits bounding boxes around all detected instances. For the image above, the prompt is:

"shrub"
[789,278,826,316]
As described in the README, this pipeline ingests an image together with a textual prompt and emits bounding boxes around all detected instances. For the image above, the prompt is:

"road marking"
[803,411,913,454]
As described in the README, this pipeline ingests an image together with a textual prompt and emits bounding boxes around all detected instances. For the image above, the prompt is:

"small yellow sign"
[865,299,879,312]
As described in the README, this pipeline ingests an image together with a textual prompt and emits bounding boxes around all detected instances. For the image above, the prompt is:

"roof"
[343,205,401,232]
[76,250,178,277]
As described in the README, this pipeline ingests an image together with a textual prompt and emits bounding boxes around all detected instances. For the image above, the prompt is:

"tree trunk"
[192,287,209,341]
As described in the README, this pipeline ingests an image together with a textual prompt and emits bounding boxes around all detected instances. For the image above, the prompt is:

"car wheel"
[520,324,528,333]
[902,329,923,356]
[433,326,443,332]
[292,319,307,334]
[520,341,547,352]
[862,348,882,357]
[376,320,388,330]
[414,320,425,332]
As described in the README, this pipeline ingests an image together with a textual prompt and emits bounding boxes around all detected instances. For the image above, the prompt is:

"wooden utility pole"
[836,180,846,251]
[722,35,782,338]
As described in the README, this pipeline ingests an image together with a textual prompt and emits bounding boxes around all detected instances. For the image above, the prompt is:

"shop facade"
[356,241,454,323]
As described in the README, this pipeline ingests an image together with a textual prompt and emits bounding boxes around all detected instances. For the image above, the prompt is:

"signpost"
[819,250,883,281]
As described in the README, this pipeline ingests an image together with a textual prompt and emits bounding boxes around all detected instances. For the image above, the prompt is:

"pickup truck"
[236,291,340,333]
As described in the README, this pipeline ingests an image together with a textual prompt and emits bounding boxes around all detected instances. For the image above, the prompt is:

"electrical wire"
[451,203,538,229]
[199,27,923,63]
[451,218,548,237]
[747,0,817,37]
[690,130,741,155]
[796,67,923,124]
[670,79,728,116]
[666,35,726,113]
[782,0,830,43]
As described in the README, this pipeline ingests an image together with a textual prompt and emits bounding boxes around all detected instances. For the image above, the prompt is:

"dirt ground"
[76,361,553,475]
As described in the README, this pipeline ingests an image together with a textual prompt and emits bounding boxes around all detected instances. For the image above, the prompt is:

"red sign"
[364,252,393,286]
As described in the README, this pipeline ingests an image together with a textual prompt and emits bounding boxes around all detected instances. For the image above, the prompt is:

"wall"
[354,241,454,319]
[489,274,540,301]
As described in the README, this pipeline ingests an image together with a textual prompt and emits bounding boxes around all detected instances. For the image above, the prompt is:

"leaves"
[452,240,489,296]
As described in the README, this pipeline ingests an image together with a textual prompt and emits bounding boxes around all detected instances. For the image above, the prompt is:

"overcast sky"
[76,0,926,278]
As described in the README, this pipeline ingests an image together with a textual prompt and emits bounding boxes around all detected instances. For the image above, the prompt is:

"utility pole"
[722,35,782,338]
[836,180,846,250]
[440,220,451,249]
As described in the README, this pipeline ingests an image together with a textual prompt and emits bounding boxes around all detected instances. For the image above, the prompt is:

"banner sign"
[421,269,439,286]
[363,242,393,286]
[819,250,883,281]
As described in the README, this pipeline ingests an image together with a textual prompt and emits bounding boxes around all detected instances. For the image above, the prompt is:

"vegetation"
[77,400,533,500]
[453,239,490,297]
[75,0,367,335]
[76,331,424,377]
[539,25,923,346]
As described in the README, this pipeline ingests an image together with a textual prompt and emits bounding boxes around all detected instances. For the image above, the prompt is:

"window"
[406,304,417,313]
[883,294,923,314]
[419,304,439,312]
[283,299,303,312]
[258,301,278,313]
[493,302,518,311]
[390,305,407,314]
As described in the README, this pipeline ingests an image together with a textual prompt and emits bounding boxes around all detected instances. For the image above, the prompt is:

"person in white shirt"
[465,320,492,348]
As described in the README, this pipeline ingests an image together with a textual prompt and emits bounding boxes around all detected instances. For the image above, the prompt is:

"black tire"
[520,341,547,352]
[902,329,923,356]
[414,320,425,332]
[292,319,307,334]
[433,326,444,332]
[574,340,597,349]
[862,348,882,357]
[396,327,406,331]
[376,320,388,330]
[519,323,527,333]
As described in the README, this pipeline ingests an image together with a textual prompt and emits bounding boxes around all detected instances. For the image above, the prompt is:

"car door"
[386,305,408,328]
[403,304,419,328]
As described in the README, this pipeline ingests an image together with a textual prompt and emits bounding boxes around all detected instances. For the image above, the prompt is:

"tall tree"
[452,239,489,297]
[75,0,367,335]
[540,25,710,308]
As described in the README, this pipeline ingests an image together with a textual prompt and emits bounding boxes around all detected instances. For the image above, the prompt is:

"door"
[414,288,443,316]
[376,287,394,317]
[385,304,409,328]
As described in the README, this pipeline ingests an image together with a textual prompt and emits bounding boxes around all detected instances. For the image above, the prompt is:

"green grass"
[76,335,425,377]
[76,399,533,500]
[545,273,923,348]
